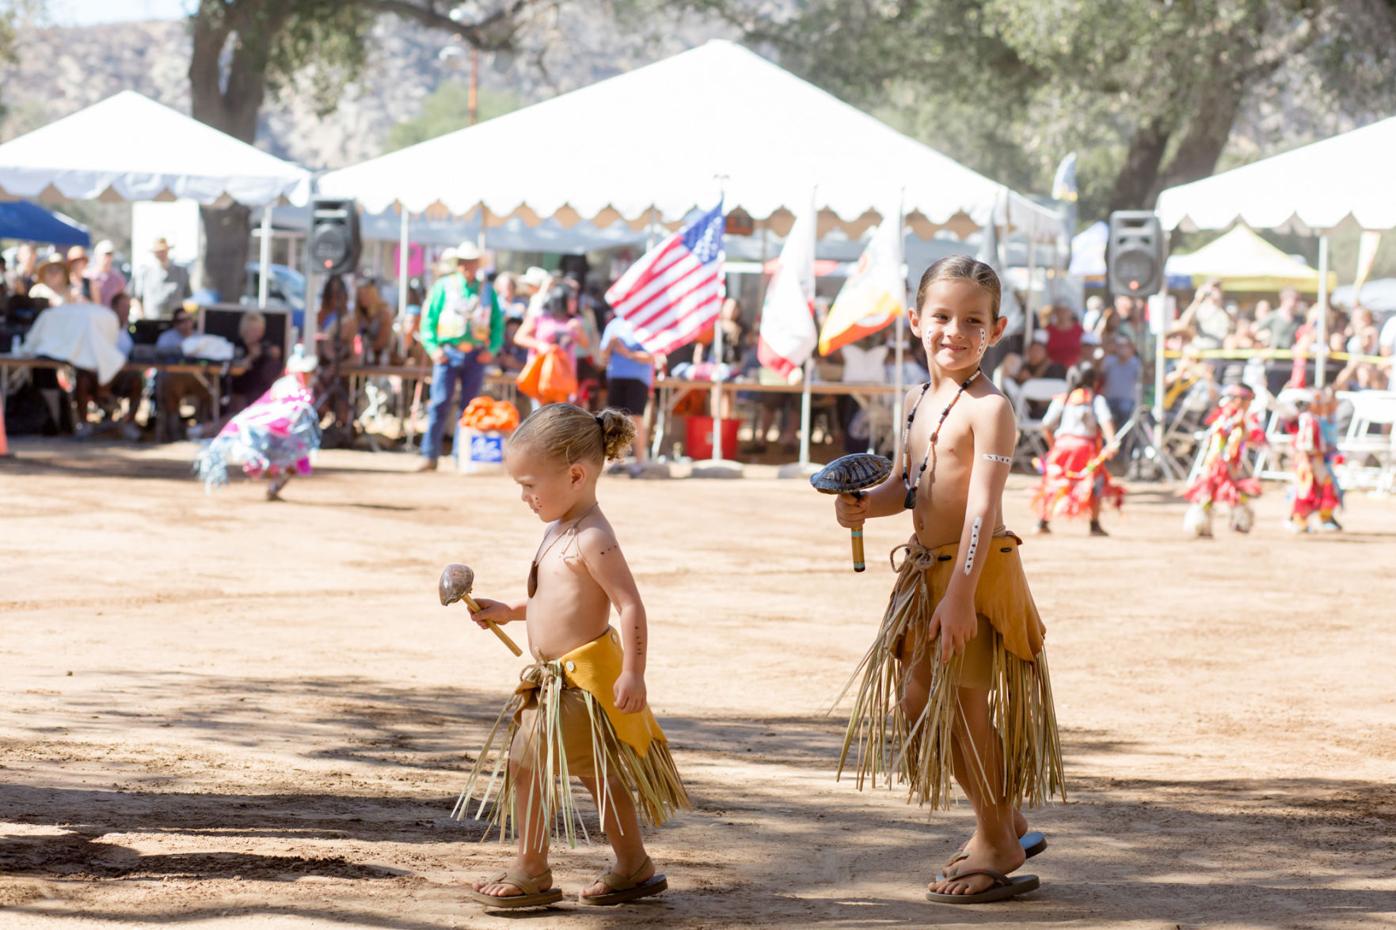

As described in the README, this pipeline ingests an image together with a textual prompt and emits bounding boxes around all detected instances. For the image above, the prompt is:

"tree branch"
[369,0,549,50]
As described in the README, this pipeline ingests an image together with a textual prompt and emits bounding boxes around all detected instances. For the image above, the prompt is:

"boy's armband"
[981,453,1013,465]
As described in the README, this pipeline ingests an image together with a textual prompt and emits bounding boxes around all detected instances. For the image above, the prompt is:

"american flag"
[605,202,725,355]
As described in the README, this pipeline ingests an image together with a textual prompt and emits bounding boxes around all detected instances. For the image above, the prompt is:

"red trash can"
[686,416,741,460]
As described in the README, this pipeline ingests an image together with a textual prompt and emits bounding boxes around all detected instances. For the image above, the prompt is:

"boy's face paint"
[909,280,1006,375]
[506,449,587,523]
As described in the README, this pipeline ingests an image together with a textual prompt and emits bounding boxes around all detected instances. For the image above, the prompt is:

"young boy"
[834,256,1064,904]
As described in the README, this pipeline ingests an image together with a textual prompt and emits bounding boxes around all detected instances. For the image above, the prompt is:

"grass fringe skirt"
[454,660,689,848]
[835,538,1066,811]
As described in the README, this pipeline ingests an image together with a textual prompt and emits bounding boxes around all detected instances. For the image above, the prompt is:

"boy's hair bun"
[596,408,637,462]
[507,402,635,465]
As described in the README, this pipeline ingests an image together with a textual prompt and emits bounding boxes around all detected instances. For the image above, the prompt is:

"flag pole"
[712,179,728,464]
[893,190,906,460]
[777,187,820,479]
[690,181,742,478]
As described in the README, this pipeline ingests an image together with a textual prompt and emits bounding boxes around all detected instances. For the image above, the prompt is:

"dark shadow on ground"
[5,670,1396,927]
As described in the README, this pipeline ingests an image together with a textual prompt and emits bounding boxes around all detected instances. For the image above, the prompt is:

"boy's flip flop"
[577,856,668,907]
[466,867,563,909]
[926,869,1040,904]
[936,832,1047,881]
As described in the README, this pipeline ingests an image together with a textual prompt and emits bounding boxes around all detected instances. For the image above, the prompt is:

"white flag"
[758,206,817,381]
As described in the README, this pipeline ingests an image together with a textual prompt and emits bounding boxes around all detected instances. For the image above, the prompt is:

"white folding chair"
[1253,387,1312,480]
[1014,377,1069,465]
[1337,390,1396,491]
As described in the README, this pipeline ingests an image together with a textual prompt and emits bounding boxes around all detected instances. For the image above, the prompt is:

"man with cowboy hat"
[130,237,192,321]
[417,241,503,471]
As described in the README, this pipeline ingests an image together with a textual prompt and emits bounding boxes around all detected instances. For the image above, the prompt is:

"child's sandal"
[577,855,668,906]
[466,867,563,909]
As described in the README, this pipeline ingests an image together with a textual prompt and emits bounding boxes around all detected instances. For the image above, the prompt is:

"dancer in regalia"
[1182,383,1265,536]
[194,350,320,500]
[1032,360,1124,536]
[1285,387,1343,533]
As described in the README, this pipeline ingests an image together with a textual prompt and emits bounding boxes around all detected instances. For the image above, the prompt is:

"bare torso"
[525,514,615,660]
[903,378,1008,548]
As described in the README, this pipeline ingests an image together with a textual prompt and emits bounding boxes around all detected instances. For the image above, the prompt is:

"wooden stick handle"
[850,526,866,573]
[461,592,523,657]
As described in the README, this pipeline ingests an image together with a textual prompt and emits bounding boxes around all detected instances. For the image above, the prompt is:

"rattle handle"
[849,488,869,573]
[461,592,523,657]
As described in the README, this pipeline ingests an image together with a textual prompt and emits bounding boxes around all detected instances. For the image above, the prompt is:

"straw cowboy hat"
[455,241,484,262]
[37,252,69,281]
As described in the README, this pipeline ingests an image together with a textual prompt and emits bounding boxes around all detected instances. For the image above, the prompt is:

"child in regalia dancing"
[1286,387,1343,533]
[1182,382,1265,536]
[1033,360,1124,536]
[459,403,689,909]
[833,257,1064,905]
[194,350,321,500]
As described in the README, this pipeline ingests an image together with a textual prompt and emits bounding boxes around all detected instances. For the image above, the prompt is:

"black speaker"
[310,198,361,276]
[1107,211,1166,297]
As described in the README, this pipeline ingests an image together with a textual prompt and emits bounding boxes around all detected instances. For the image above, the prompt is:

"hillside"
[0,6,733,169]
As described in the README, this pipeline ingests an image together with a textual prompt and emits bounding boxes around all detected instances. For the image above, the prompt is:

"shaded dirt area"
[2,438,1394,929]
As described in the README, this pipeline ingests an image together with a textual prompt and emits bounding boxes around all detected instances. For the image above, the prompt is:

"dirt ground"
[2,438,1394,930]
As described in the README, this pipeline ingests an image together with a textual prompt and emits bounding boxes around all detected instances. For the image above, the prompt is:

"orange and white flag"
[819,218,904,355]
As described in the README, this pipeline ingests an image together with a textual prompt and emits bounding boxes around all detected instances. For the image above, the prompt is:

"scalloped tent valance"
[319,41,1061,242]
[0,91,311,208]
[1156,114,1396,234]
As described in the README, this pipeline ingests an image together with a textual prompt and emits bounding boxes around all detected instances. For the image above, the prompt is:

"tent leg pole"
[1024,235,1037,348]
[711,311,724,460]
[398,209,410,319]
[258,208,272,308]
[799,358,812,467]
[1153,280,1169,425]
[1316,234,1329,389]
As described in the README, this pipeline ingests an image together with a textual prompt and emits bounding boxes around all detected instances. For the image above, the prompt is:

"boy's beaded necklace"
[902,370,980,511]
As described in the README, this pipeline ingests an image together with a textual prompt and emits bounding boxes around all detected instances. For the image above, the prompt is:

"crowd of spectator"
[5,233,1393,465]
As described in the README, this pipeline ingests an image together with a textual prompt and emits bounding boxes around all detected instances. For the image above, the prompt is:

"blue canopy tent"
[0,200,90,246]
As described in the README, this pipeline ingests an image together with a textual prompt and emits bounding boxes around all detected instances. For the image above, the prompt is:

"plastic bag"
[516,345,577,404]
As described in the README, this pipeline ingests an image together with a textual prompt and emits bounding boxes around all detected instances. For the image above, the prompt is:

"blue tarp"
[0,200,91,246]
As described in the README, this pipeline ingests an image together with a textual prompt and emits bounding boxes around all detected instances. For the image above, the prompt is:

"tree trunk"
[1107,115,1172,213]
[1154,79,1246,199]
[197,202,252,303]
[186,1,281,302]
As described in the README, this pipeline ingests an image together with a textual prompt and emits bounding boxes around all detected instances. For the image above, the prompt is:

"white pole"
[397,208,410,319]
[892,192,907,460]
[711,315,725,460]
[1316,234,1330,388]
[799,357,813,466]
[258,207,272,308]
[1024,234,1037,350]
[894,312,906,457]
[714,187,725,460]
[1153,279,1169,425]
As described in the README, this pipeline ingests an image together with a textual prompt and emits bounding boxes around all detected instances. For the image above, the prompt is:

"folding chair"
[1337,390,1396,491]
[1253,387,1312,480]
[1158,380,1215,474]
[1013,377,1068,467]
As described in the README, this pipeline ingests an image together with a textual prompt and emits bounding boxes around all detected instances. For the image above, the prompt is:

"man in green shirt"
[418,242,504,471]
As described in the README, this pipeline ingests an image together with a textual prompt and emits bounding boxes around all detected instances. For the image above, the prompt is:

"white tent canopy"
[1155,115,1396,234]
[0,91,310,207]
[320,40,1061,241]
